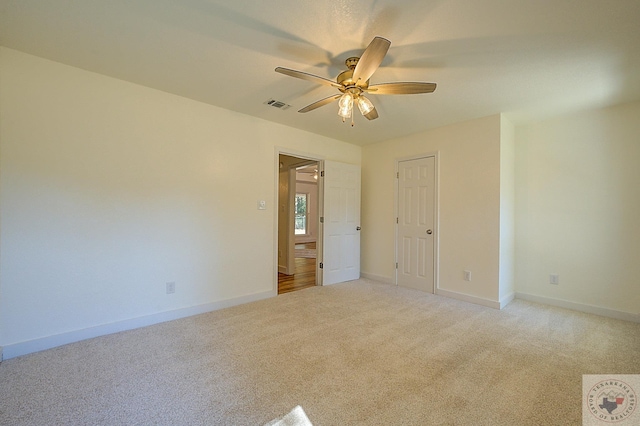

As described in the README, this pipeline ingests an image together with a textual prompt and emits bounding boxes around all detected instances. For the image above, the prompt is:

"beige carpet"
[0,279,638,425]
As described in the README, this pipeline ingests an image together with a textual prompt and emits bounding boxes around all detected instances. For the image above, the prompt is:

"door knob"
[356,226,361,231]
[426,229,432,234]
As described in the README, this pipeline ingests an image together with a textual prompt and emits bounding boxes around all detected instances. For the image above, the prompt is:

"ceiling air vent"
[265,98,292,110]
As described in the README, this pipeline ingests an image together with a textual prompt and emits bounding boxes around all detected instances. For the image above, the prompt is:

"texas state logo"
[583,375,638,425]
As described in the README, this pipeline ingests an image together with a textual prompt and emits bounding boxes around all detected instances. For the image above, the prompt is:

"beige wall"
[362,114,504,306]
[0,47,360,356]
[515,101,640,318]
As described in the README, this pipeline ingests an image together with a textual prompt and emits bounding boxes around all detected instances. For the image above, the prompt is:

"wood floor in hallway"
[278,242,317,294]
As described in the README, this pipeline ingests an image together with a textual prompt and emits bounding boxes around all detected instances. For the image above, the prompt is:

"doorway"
[277,154,320,294]
[396,155,437,292]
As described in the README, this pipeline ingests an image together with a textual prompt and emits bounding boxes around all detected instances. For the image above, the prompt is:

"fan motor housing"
[345,57,359,69]
[337,57,370,90]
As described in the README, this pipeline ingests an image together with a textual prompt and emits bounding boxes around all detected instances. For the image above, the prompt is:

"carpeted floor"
[0,279,638,425]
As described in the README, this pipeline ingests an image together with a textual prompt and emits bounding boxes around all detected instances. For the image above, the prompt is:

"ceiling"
[1,0,639,146]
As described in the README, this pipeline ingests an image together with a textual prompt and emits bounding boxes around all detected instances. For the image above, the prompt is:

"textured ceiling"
[2,0,639,145]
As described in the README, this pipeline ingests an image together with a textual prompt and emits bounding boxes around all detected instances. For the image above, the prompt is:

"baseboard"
[2,290,275,360]
[360,272,395,285]
[435,288,501,309]
[515,292,640,323]
[500,292,515,309]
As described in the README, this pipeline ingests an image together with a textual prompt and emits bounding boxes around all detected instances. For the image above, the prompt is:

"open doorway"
[277,154,320,294]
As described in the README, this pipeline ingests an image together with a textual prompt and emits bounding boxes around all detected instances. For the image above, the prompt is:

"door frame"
[274,148,324,293]
[394,152,440,292]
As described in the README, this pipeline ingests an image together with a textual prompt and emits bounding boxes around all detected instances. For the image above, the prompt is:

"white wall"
[515,101,640,319]
[362,115,504,306]
[0,47,360,357]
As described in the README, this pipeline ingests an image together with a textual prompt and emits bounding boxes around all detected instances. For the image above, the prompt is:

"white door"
[322,161,361,285]
[397,156,436,292]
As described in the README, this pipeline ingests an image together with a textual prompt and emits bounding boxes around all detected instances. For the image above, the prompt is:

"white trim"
[500,292,515,309]
[436,288,501,309]
[287,169,296,272]
[360,272,395,285]
[2,290,275,360]
[515,292,640,323]
[275,148,324,288]
[316,160,324,286]
[434,154,441,294]
[394,152,440,293]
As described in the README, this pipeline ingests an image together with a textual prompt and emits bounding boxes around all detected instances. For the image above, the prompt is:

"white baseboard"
[515,292,639,323]
[360,276,506,310]
[436,288,501,309]
[360,272,395,285]
[500,292,515,309]
[2,290,275,360]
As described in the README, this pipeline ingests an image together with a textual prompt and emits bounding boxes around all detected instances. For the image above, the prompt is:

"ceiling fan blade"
[275,67,342,88]
[366,82,437,95]
[352,36,391,85]
[364,106,379,120]
[298,94,342,113]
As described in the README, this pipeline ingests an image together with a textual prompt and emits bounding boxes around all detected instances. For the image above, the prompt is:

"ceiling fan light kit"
[275,36,437,126]
[357,96,375,115]
[338,92,354,119]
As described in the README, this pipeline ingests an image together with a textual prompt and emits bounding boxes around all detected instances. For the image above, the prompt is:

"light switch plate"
[257,200,266,210]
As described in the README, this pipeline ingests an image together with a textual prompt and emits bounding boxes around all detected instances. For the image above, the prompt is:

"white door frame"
[274,148,324,293]
[394,152,440,292]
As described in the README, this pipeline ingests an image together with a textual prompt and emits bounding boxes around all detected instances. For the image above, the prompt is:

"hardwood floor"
[278,242,317,294]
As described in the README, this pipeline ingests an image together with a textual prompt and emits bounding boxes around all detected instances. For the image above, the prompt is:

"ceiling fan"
[275,36,437,125]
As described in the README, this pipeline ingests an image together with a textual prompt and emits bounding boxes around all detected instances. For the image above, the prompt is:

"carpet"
[265,405,313,426]
[0,279,638,425]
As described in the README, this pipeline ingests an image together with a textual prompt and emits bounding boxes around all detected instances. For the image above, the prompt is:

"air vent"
[265,98,292,110]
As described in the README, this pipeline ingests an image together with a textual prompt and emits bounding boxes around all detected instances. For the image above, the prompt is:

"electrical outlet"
[549,274,559,285]
[257,200,266,210]
[166,282,176,294]
[464,270,471,281]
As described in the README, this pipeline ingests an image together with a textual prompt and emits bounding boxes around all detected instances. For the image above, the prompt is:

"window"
[294,193,308,235]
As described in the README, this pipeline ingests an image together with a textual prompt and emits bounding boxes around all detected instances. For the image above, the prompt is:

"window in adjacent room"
[294,193,308,235]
